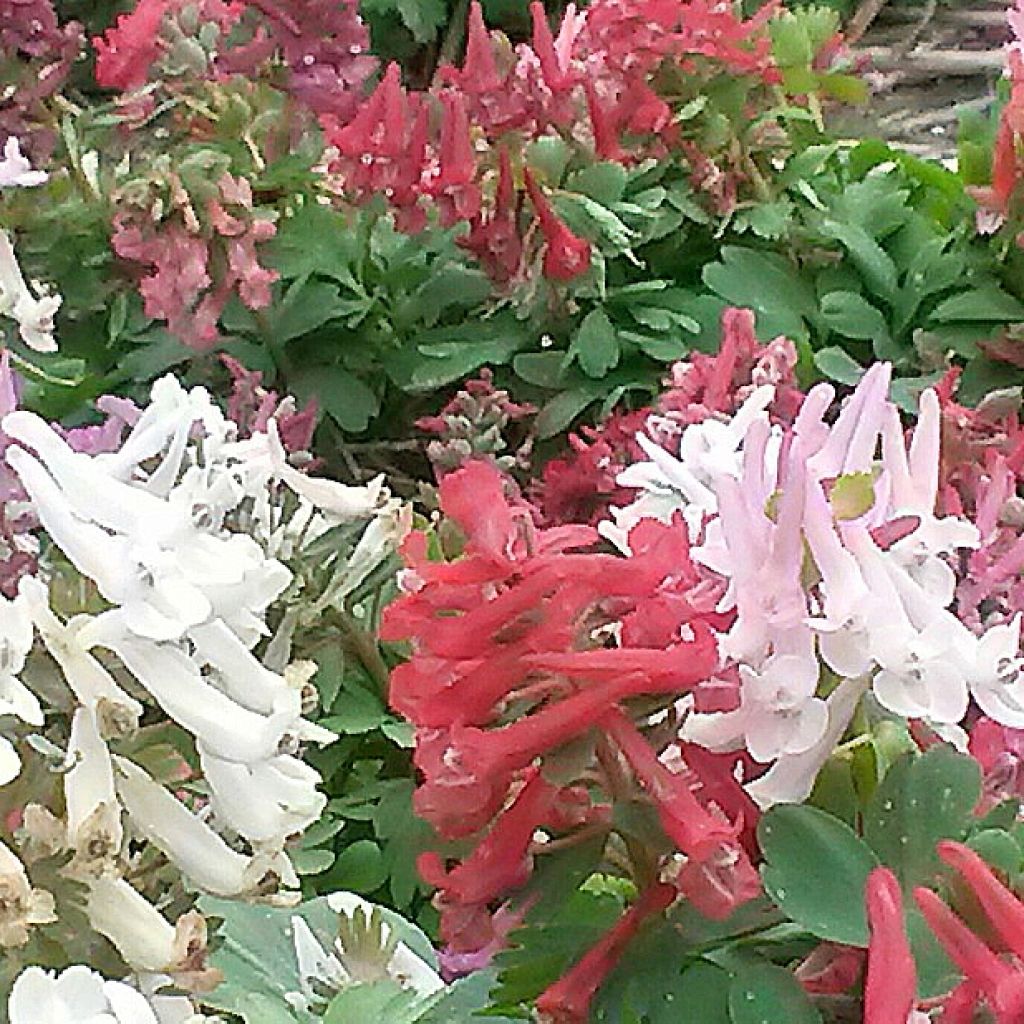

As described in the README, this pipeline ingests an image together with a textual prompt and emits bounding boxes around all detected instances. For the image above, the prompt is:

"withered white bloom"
[18,578,143,737]
[0,138,47,188]
[7,965,159,1024]
[113,757,283,897]
[0,588,42,783]
[86,876,180,973]
[0,838,56,947]
[0,231,60,353]
[65,706,123,876]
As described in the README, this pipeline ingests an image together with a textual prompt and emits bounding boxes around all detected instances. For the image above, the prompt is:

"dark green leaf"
[572,308,620,378]
[728,963,822,1024]
[863,746,982,890]
[759,805,880,945]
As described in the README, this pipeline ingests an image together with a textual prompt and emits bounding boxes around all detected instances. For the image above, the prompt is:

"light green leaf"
[863,746,982,890]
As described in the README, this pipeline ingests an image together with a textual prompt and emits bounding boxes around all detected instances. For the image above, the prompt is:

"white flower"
[746,675,871,809]
[0,231,60,353]
[199,747,325,845]
[327,892,444,997]
[684,652,827,764]
[18,578,143,736]
[8,965,159,1024]
[0,588,42,783]
[871,620,970,724]
[85,877,180,973]
[600,386,778,551]
[0,138,47,189]
[113,756,284,897]
[965,615,1024,728]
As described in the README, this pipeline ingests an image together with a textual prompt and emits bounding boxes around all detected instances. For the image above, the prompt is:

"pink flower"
[93,0,168,90]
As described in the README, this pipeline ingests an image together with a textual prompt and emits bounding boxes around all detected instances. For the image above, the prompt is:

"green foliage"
[759,805,879,946]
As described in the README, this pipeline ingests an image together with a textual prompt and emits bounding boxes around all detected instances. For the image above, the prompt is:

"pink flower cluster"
[111,173,278,350]
[933,369,1024,633]
[383,459,762,1018]
[535,308,802,526]
[93,0,374,120]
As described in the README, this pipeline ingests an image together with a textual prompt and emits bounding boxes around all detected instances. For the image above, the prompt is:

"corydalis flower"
[8,966,160,1024]
[0,231,60,353]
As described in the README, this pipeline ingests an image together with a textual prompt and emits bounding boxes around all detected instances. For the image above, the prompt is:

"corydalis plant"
[0,363,405,1009]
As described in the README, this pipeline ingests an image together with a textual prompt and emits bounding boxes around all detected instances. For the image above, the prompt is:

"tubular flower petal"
[522,168,591,282]
[937,840,1024,962]
[535,883,676,1024]
[913,885,1024,1022]
[864,867,916,1024]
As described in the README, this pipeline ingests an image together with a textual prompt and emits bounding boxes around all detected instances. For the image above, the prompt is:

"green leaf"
[759,805,880,945]
[821,220,898,301]
[813,346,864,385]
[830,472,876,520]
[273,279,347,342]
[199,895,434,1023]
[571,308,620,378]
[966,829,1022,876]
[930,286,1024,323]
[863,746,982,890]
[323,982,423,1024]
[386,327,527,391]
[392,0,446,41]
[566,163,629,205]
[291,364,378,433]
[535,387,600,438]
[727,963,822,1024]
[702,247,817,341]
[526,136,571,185]
[324,840,388,894]
[820,291,891,348]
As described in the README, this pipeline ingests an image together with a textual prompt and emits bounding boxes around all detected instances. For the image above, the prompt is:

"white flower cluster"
[0,139,60,354]
[607,364,1024,807]
[0,373,401,981]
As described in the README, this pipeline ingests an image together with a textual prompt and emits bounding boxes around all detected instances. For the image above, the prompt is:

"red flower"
[523,167,591,282]
[864,867,916,1024]
[913,885,1024,1022]
[536,883,676,1023]
[603,708,739,861]
[937,841,1024,962]
[427,91,482,227]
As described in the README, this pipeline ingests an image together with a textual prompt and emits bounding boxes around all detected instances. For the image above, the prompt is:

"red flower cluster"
[111,172,278,350]
[93,0,374,121]
[321,0,796,283]
[864,843,1024,1023]
[383,459,761,1017]
[93,0,243,92]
